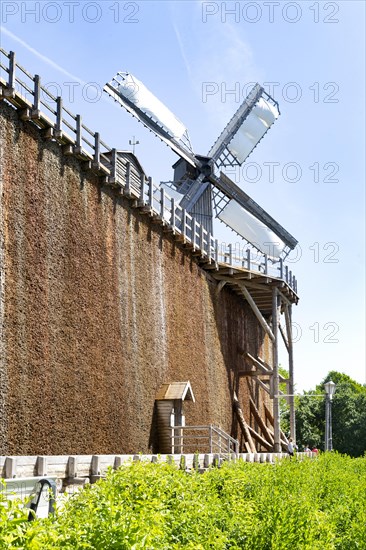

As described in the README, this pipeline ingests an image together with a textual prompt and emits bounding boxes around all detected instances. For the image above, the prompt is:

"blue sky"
[1,0,365,391]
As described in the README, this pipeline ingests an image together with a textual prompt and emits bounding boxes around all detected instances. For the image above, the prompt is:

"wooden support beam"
[244,352,272,374]
[279,323,289,352]
[233,392,256,453]
[285,305,296,441]
[249,397,274,446]
[272,287,281,452]
[239,370,270,377]
[256,377,271,395]
[247,425,273,451]
[237,283,275,342]
[215,280,227,295]
[266,426,288,451]
[264,404,289,445]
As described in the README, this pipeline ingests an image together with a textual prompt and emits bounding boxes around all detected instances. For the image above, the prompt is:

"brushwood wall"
[0,102,271,455]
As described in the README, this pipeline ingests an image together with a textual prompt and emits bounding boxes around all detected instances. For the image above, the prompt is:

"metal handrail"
[171,425,239,454]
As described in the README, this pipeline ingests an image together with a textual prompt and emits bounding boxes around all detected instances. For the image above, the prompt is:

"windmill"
[104,72,297,259]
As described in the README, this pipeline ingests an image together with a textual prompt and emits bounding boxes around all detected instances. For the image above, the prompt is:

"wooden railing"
[0,47,298,293]
[171,425,239,455]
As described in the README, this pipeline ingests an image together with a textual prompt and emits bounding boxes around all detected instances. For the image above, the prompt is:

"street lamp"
[324,380,336,451]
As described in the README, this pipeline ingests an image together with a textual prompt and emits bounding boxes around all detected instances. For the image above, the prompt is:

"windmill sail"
[115,72,187,140]
[225,96,280,164]
[218,200,286,258]
[104,72,196,166]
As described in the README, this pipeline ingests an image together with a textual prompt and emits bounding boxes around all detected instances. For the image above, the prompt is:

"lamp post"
[324,380,336,451]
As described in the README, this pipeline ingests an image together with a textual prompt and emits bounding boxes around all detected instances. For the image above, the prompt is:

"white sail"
[218,199,286,258]
[116,72,187,140]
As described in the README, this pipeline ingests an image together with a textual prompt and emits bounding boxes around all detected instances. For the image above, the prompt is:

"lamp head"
[324,380,336,400]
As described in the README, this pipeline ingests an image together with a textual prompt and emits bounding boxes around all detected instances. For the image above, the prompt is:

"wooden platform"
[211,263,298,315]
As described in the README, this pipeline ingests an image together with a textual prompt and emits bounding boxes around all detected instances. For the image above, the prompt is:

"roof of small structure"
[155,381,195,402]
[104,150,146,176]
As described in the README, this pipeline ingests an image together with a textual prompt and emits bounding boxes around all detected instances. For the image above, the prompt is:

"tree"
[295,371,366,456]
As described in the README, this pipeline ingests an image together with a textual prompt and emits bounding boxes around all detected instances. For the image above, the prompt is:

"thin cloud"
[170,2,262,127]
[1,27,86,85]
[0,27,120,109]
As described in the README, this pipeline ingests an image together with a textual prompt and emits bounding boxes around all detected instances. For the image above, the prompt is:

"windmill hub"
[195,155,214,178]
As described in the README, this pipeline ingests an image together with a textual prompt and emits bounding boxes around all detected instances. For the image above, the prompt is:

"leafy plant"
[1,454,366,548]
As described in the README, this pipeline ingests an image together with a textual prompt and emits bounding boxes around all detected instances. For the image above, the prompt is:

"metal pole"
[272,287,281,452]
[329,398,333,451]
[325,395,329,451]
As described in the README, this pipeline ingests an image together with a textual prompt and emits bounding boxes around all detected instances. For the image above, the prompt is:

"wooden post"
[55,96,62,139]
[160,187,165,219]
[109,148,117,184]
[279,258,284,279]
[272,287,281,452]
[192,217,196,249]
[215,239,219,264]
[170,198,175,230]
[8,51,16,91]
[182,209,187,241]
[75,114,82,153]
[246,248,251,270]
[264,254,268,275]
[228,243,233,265]
[285,304,296,442]
[200,223,204,253]
[93,132,100,168]
[32,74,41,118]
[148,177,153,208]
[207,231,212,261]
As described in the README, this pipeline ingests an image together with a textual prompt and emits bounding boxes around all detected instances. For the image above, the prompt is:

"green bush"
[1,453,365,549]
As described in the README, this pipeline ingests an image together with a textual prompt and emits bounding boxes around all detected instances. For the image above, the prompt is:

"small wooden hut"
[155,382,195,453]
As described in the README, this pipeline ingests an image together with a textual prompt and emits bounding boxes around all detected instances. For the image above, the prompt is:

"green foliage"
[1,454,366,549]
[295,371,366,456]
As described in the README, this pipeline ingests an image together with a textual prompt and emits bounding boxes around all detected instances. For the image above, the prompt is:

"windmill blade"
[104,72,197,168]
[210,172,297,252]
[208,84,280,168]
[180,85,280,221]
